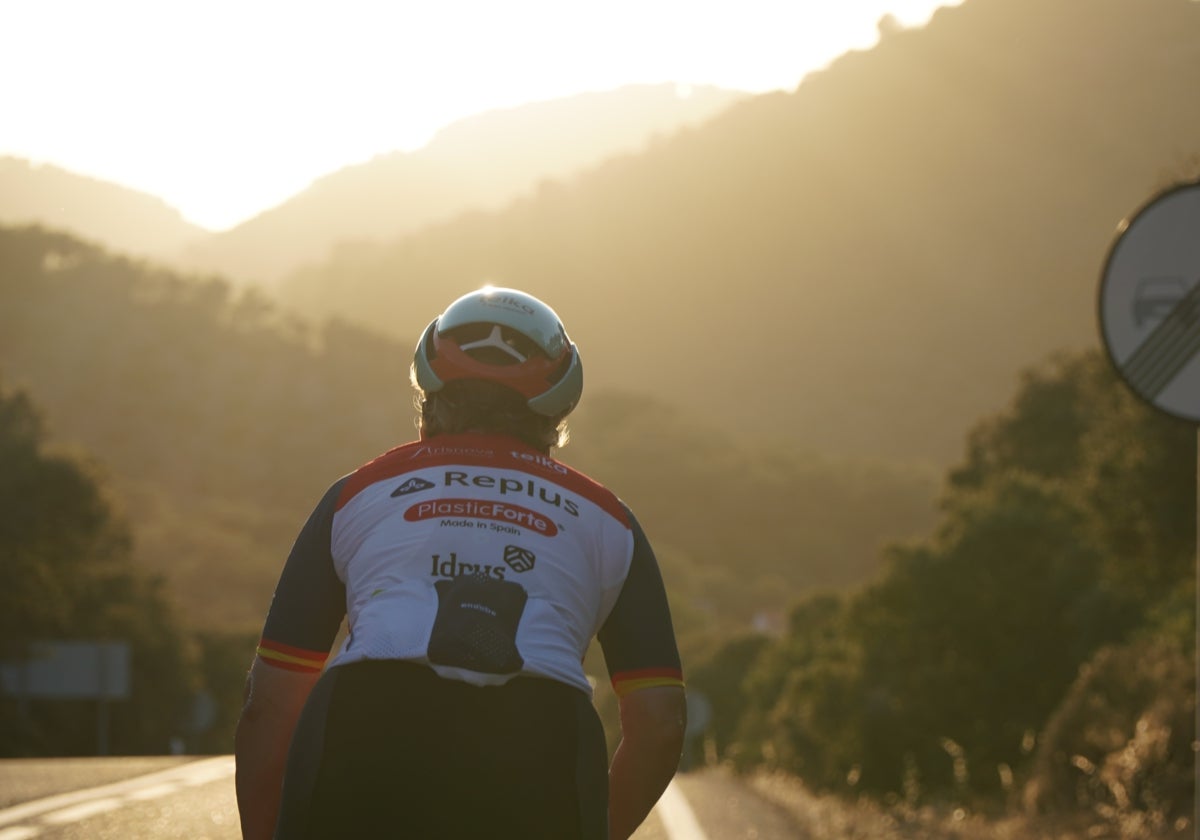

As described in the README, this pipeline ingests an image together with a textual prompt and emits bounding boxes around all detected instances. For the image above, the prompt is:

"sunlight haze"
[2,0,958,231]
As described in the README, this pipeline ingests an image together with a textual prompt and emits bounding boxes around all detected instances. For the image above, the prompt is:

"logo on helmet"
[484,294,536,316]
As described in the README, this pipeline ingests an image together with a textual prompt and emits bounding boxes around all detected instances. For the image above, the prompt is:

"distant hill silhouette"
[174,83,746,284]
[0,157,206,258]
[275,0,1200,465]
[0,225,937,629]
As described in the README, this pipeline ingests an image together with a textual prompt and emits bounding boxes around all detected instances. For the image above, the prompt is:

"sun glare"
[1,0,958,230]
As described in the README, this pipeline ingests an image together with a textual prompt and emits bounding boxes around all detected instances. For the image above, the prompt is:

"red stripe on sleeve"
[257,638,329,673]
[610,666,685,697]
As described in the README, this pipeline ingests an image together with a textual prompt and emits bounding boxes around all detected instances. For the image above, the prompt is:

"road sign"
[0,641,131,700]
[1098,180,1200,423]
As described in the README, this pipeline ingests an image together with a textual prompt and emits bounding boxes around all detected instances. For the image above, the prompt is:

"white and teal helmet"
[412,287,583,417]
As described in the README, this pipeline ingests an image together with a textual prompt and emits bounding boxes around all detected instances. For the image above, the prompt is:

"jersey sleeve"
[596,506,684,698]
[257,478,348,673]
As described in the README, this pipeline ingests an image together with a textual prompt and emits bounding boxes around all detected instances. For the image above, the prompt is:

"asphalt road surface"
[0,757,807,839]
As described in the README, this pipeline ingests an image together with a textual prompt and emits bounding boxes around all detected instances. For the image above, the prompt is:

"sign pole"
[97,647,109,756]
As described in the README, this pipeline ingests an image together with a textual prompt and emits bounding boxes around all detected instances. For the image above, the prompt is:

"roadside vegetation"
[687,353,1195,837]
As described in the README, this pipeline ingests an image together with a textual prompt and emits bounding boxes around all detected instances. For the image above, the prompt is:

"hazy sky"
[2,0,960,230]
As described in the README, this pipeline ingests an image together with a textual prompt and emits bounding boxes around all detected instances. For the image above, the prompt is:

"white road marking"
[656,778,710,840]
[124,783,182,801]
[40,798,124,825]
[2,758,706,837]
[0,827,41,840]
[0,755,235,832]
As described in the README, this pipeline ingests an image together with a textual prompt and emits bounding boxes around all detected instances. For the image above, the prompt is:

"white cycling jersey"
[258,433,683,698]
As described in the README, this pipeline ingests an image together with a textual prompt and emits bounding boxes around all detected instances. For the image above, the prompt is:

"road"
[0,756,807,839]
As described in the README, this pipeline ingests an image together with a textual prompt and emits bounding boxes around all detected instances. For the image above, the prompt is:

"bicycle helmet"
[412,287,583,417]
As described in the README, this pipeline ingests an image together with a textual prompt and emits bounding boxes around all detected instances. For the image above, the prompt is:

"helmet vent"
[448,323,541,367]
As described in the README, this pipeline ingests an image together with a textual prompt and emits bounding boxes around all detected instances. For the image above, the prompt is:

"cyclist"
[235,286,686,839]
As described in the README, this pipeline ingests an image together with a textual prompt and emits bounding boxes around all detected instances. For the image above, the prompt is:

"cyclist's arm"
[235,658,320,840]
[608,685,687,840]
[598,507,686,840]
[235,479,347,840]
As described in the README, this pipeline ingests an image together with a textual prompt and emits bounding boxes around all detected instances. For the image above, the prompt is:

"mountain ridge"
[174,83,747,284]
[0,157,207,259]
[1,83,746,282]
[274,0,1200,465]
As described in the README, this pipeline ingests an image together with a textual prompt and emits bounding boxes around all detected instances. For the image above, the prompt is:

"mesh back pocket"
[428,576,528,675]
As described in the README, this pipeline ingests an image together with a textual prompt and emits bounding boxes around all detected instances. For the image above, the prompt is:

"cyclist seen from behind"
[235,286,687,839]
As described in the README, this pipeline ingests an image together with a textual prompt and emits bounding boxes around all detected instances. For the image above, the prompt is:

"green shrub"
[1024,631,1195,834]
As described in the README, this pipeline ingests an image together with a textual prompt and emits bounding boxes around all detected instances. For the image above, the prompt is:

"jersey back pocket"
[428,576,528,675]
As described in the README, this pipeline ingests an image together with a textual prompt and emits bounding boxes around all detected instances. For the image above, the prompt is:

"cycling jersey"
[257,433,683,698]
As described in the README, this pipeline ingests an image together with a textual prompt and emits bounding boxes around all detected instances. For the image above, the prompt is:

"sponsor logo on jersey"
[405,498,559,536]
[429,552,507,580]
[503,545,536,573]
[390,477,436,497]
[410,444,495,460]
[443,470,580,517]
[508,450,569,475]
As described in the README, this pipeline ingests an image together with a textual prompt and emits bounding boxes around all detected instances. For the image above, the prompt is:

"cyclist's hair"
[414,378,569,453]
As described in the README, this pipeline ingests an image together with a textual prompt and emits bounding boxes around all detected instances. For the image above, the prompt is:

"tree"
[732,594,865,790]
[847,473,1116,796]
[951,351,1194,620]
[724,350,1195,805]
[0,384,122,647]
[685,631,772,764]
[0,379,195,755]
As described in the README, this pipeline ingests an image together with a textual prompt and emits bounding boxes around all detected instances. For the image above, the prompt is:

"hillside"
[276,0,1200,466]
[0,225,937,630]
[0,157,206,258]
[173,83,746,284]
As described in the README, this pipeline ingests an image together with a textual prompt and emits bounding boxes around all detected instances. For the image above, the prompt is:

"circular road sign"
[1098,180,1200,423]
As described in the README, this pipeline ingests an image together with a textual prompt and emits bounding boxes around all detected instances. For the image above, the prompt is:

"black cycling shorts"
[274,660,609,839]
